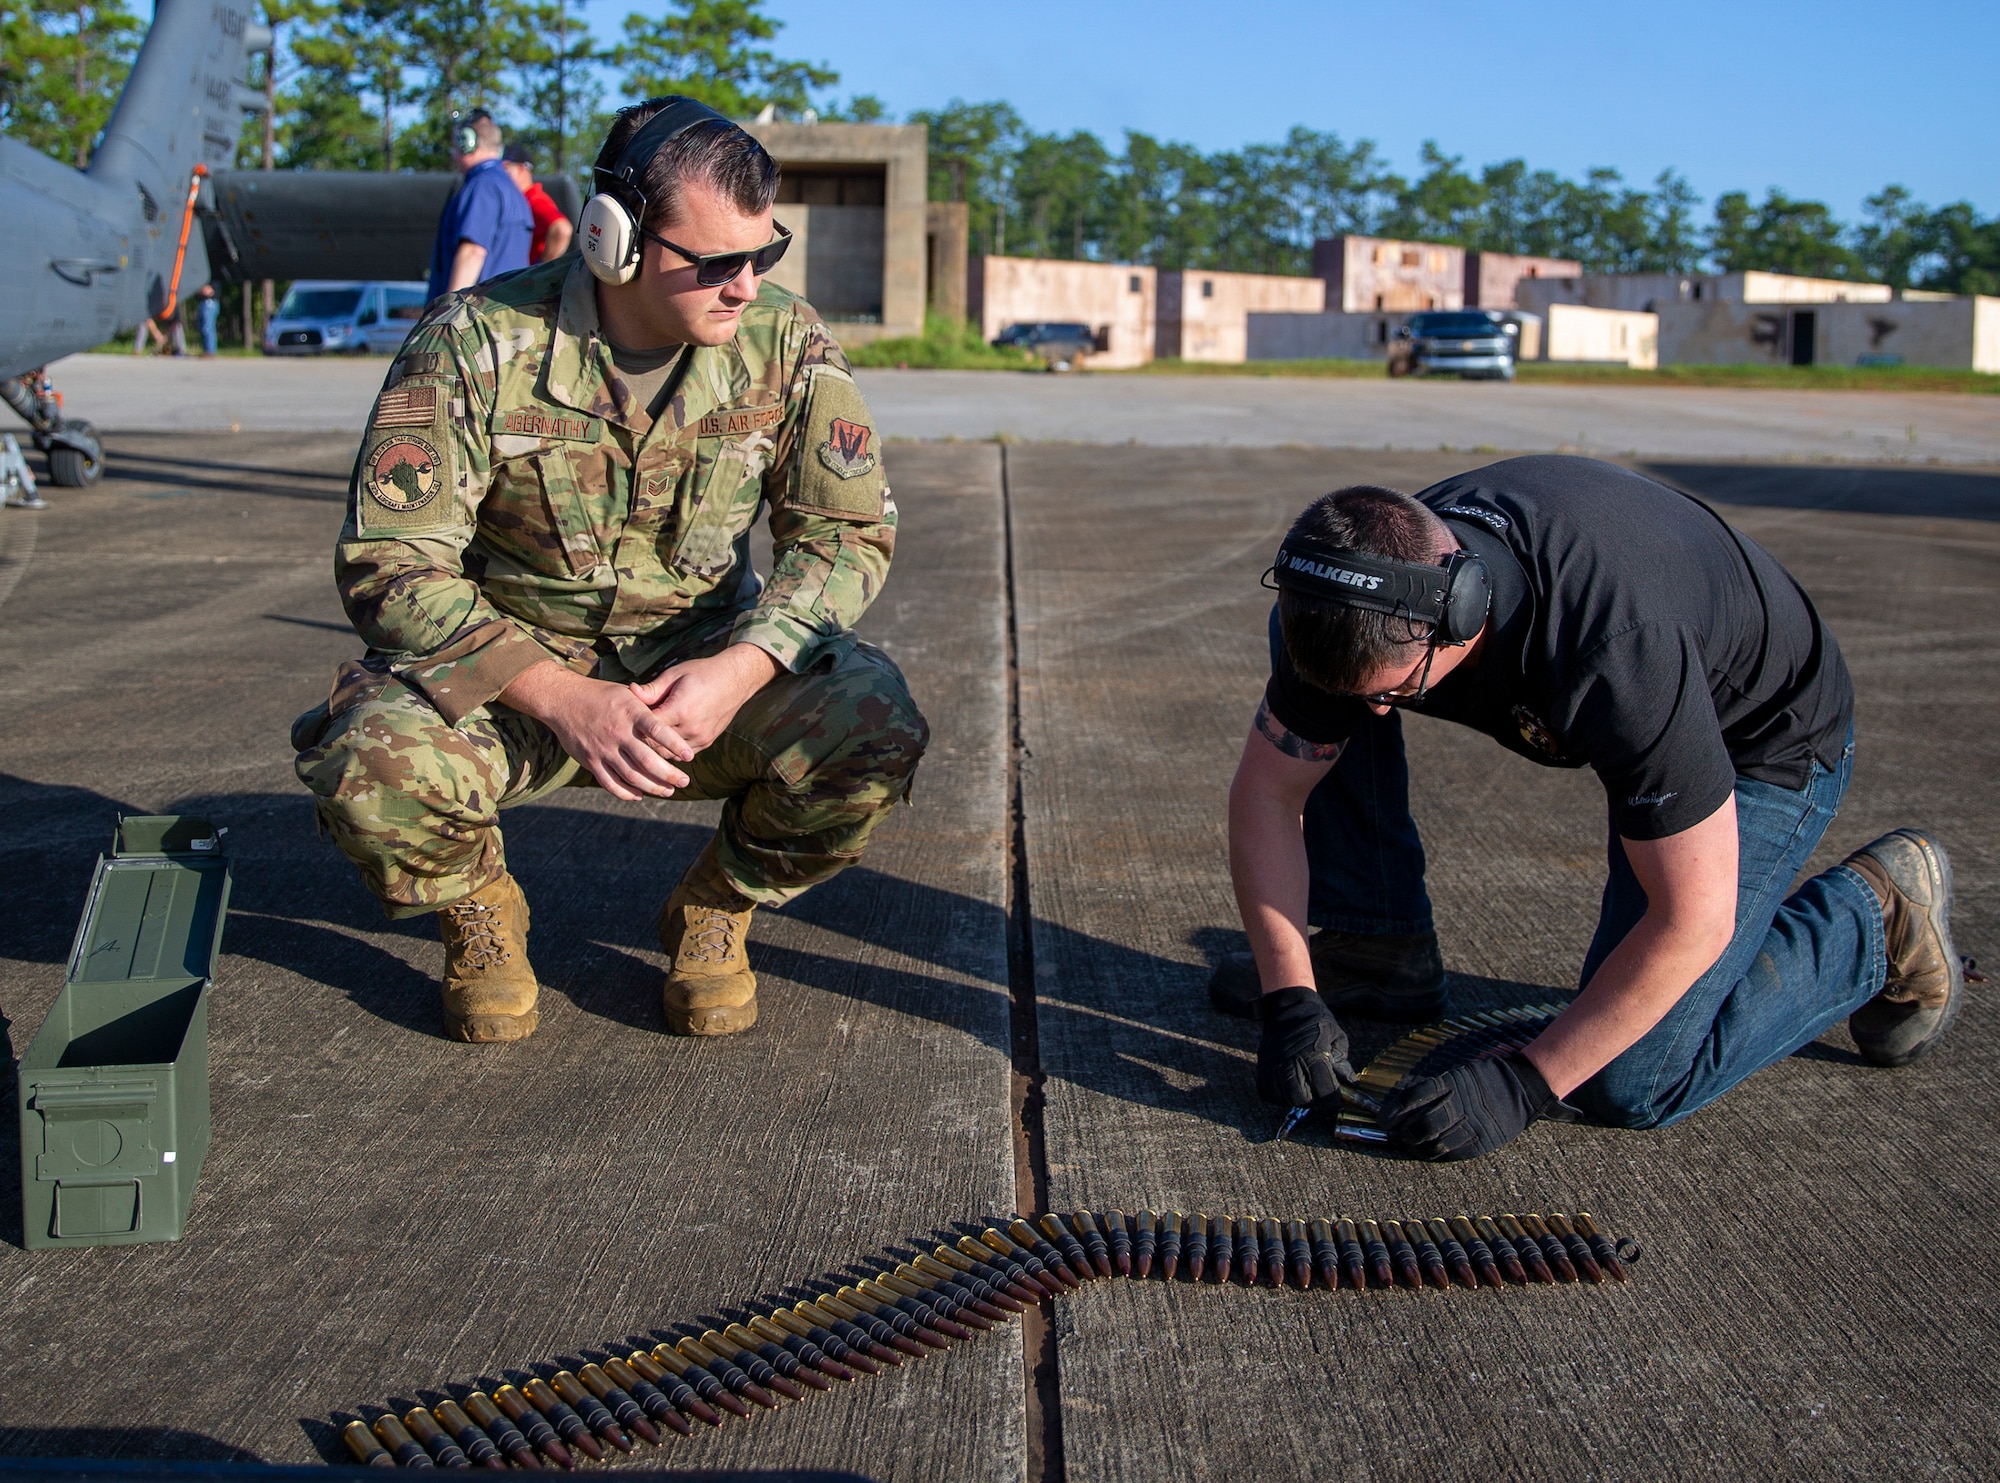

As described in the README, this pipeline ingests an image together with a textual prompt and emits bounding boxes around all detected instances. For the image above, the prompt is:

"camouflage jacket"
[335,256,894,725]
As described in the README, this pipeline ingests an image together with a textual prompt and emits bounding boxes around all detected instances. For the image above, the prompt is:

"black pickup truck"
[1387,310,1519,380]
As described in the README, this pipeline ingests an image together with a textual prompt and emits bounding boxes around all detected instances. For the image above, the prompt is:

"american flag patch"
[374,384,437,428]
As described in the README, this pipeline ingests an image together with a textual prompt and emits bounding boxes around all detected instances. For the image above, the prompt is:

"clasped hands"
[1255,985,1563,1161]
[499,645,779,803]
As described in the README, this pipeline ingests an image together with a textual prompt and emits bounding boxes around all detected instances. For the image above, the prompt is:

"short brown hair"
[594,96,780,232]
[1277,486,1449,694]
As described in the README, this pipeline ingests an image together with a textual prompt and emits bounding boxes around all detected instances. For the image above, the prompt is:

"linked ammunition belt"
[339,1204,1641,1468]
[1334,1002,1568,1143]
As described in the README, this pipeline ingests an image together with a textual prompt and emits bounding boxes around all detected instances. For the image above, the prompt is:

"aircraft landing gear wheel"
[47,419,103,487]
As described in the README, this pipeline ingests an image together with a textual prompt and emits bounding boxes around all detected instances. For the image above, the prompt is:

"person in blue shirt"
[196,283,220,357]
[426,110,535,302]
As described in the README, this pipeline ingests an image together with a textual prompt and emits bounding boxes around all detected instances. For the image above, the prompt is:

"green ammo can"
[17,815,230,1249]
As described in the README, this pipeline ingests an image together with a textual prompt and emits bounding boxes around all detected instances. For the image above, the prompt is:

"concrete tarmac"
[45,352,2000,462]
[0,434,1995,1480]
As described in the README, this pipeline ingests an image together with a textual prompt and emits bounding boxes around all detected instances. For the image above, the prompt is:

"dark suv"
[1388,311,1519,380]
[992,321,1097,371]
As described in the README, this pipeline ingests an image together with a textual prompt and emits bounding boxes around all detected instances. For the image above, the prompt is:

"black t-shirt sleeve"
[1263,633,1372,746]
[1566,623,1737,840]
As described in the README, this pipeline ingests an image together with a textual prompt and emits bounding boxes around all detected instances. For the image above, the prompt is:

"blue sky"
[579,0,1998,220]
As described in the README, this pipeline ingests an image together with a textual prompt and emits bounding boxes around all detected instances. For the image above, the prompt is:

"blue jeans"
[1293,649,1884,1127]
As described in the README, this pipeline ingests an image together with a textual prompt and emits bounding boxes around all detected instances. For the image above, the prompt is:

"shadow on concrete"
[1644,460,2000,521]
[0,1431,264,1464]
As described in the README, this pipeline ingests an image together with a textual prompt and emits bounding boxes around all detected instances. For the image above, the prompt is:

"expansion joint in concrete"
[1001,445,1066,1483]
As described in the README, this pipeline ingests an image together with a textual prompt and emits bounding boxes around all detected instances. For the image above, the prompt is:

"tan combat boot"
[1842,828,1964,1067]
[437,872,541,1043]
[658,849,758,1036]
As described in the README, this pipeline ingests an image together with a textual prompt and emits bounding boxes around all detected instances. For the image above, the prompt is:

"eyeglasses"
[1362,642,1440,708]
[641,221,793,286]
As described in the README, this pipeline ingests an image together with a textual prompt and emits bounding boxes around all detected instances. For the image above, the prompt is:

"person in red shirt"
[501,143,574,262]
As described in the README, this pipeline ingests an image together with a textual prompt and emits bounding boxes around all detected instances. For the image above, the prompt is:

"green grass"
[1117,357,2000,394]
[845,315,1041,371]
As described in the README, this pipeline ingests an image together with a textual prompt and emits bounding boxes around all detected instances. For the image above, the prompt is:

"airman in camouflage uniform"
[293,218,926,1043]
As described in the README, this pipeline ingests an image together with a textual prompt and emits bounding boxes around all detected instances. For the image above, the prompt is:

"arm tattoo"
[1254,698,1346,762]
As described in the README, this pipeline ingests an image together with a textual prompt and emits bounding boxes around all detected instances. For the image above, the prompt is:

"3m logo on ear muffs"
[579,96,739,286]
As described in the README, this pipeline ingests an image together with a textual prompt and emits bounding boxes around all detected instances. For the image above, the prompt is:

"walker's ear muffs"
[448,109,491,160]
[1264,538,1492,645]
[580,96,737,286]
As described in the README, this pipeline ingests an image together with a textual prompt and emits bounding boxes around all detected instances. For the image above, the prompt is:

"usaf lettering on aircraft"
[1285,555,1383,590]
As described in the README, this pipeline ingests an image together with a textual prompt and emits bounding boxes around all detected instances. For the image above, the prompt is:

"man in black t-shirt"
[1229,456,1967,1159]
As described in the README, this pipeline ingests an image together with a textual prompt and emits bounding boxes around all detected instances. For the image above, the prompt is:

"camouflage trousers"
[293,639,927,918]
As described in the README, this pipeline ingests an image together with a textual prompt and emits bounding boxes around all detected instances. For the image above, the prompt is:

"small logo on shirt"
[817,417,876,479]
[1438,504,1510,532]
[1626,791,1679,808]
[1280,553,1383,590]
[365,434,441,512]
[1512,704,1561,757]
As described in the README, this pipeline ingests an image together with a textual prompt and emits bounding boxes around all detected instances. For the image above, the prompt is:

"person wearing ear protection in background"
[295,97,927,1045]
[1225,456,1967,1158]
[427,110,535,300]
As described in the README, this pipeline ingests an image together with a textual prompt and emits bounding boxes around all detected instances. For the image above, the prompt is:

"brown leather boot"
[1842,829,1963,1067]
[437,872,540,1043]
[658,848,758,1036]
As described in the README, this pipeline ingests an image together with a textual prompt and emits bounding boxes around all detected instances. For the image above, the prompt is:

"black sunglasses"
[1363,641,1440,708]
[641,221,793,286]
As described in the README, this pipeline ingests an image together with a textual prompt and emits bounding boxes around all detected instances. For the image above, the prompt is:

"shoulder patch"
[360,432,449,530]
[788,369,885,521]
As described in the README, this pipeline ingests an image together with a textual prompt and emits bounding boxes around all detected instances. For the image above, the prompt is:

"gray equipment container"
[17,815,230,1249]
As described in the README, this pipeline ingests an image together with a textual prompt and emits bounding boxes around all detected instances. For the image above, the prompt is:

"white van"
[263,281,429,356]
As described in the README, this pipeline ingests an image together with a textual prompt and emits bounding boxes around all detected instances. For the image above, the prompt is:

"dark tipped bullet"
[1473,1215,1529,1285]
[1544,1214,1603,1283]
[432,1400,508,1470]
[1004,1222,1081,1291]
[678,1336,781,1410]
[1361,1220,1395,1290]
[943,1241,1040,1306]
[1036,1214,1093,1282]
[1495,1214,1554,1284]
[1450,1215,1505,1288]
[403,1406,471,1468]
[371,1413,435,1469]
[464,1391,547,1468]
[1573,1212,1630,1282]
[706,1328,808,1400]
[900,1263,1002,1326]
[804,1298,906,1366]
[1230,1216,1257,1285]
[872,1274,980,1338]
[577,1362,664,1444]
[825,1290,932,1358]
[602,1357,695,1435]
[1336,1218,1369,1291]
[1159,1211,1185,1282]
[1105,1210,1133,1277]
[1134,1210,1158,1279]
[1427,1218,1480,1291]
[494,1384,576,1468]
[917,1253,1022,1316]
[751,1315,854,1383]
[342,1420,396,1469]
[1381,1220,1423,1288]
[549,1370,633,1451]
[1210,1215,1234,1284]
[1255,1219,1283,1288]
[1284,1219,1313,1290]
[1070,1210,1114,1279]
[773,1308,880,1376]
[858,1278,966,1344]
[1517,1214,1578,1282]
[1186,1213,1209,1282]
[727,1323,830,1393]
[1309,1217,1340,1290]
[628,1348,730,1426]
[1404,1217,1450,1289]
[521,1378,606,1461]
[646,1343,750,1420]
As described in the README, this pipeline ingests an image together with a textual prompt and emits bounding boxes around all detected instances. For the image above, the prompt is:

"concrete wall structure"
[1155,270,1324,362]
[1246,310,1411,361]
[1655,295,2000,371]
[969,256,1158,368]
[1464,251,1581,310]
[1545,304,1658,367]
[925,202,969,322]
[1313,236,1463,312]
[1518,270,1893,317]
[743,121,927,346]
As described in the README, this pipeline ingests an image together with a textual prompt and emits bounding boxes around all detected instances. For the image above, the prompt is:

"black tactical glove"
[1254,986,1355,1107]
[1379,1052,1560,1161]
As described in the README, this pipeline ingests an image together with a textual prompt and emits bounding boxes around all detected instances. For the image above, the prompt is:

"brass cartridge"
[646,1343,752,1419]
[1494,1214,1554,1284]
[805,1296,911,1364]
[1360,1220,1395,1290]
[463,1391,549,1468]
[969,1231,1064,1299]
[1404,1217,1450,1289]
[431,1399,508,1470]
[1070,1209,1113,1278]
[827,1288,936,1356]
[1472,1215,1529,1284]
[1158,1211,1185,1282]
[1572,1212,1630,1282]
[1035,1214,1093,1281]
[402,1406,470,1468]
[342,1419,396,1469]
[569,1364,661,1445]
[370,1413,434,1469]
[1002,1222,1081,1291]
[627,1349,730,1425]
[601,1356,696,1434]
[1449,1215,1505,1288]
[1516,1213,1578,1282]
[901,1260,1007,1324]
[1133,1210,1158,1279]
[1184,1212,1209,1282]
[676,1336,780,1410]
[1308,1217,1340,1290]
[939,1241,1041,1306]
[1284,1219,1313,1290]
[870,1273,978,1338]
[1256,1218,1284,1289]
[1237,1216,1263,1286]
[550,1370,634,1451]
[1427,1218,1480,1291]
[750,1313,856,1382]
[1542,1213,1604,1283]
[704,1328,806,1400]
[1381,1220,1423,1288]
[1106,1210,1133,1276]
[1335,1218,1369,1291]
[726,1322,830,1393]
[773,1306,882,1374]
[1211,1214,1236,1284]
[494,1384,578,1468]
[520,1378,606,1461]
[916,1251,1022,1315]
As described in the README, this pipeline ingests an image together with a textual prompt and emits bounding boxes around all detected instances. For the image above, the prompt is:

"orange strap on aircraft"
[164,163,209,318]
